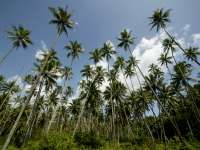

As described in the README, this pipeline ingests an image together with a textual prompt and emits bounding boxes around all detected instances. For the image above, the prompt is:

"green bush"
[74,131,104,149]
[25,132,77,150]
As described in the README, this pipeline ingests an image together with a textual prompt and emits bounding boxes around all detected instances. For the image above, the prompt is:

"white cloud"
[35,41,48,60]
[180,24,190,35]
[35,50,45,60]
[191,33,200,46]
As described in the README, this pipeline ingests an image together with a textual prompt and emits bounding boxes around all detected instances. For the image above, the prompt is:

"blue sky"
[0,0,200,89]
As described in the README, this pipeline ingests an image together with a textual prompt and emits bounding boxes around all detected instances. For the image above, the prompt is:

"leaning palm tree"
[149,8,200,66]
[49,7,75,37]
[0,26,32,66]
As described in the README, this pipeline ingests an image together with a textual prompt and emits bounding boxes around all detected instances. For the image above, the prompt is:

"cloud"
[191,33,200,46]
[35,41,48,60]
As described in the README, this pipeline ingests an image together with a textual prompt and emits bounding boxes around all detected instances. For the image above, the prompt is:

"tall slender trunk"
[72,77,95,138]
[108,62,115,141]
[121,68,132,94]
[24,79,44,140]
[0,48,14,67]
[2,76,41,150]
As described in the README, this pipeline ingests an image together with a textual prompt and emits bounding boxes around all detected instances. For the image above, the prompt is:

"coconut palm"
[0,26,32,66]
[158,52,173,76]
[61,66,73,81]
[101,41,116,71]
[81,65,95,80]
[49,7,75,37]
[65,41,84,66]
[0,80,20,110]
[104,80,127,139]
[114,56,131,93]
[117,29,134,51]
[89,48,103,66]
[124,64,136,90]
[184,47,200,63]
[149,8,171,32]
[101,41,116,140]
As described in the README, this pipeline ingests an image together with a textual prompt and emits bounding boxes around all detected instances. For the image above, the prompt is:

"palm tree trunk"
[0,48,14,66]
[129,76,135,91]
[47,58,74,134]
[72,78,95,138]
[2,75,41,150]
[121,68,132,94]
[2,46,55,149]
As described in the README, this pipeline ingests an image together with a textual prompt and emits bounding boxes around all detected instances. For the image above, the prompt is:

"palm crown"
[7,26,32,48]
[65,41,84,62]
[149,8,171,32]
[89,48,103,65]
[117,29,134,51]
[101,41,116,62]
[184,47,200,61]
[49,7,75,36]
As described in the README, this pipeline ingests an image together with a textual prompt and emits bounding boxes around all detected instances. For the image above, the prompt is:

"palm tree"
[49,7,75,37]
[61,66,73,81]
[114,56,132,93]
[0,80,20,111]
[72,70,103,137]
[89,48,103,66]
[101,41,116,71]
[101,41,116,140]
[158,52,173,76]
[0,26,32,66]
[149,8,171,32]
[149,8,200,66]
[117,29,134,51]
[81,65,95,81]
[65,41,84,66]
[104,80,127,141]
[184,47,200,63]
[124,64,136,90]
